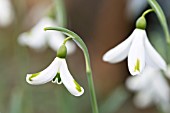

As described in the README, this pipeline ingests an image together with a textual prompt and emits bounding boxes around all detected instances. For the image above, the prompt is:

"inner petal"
[52,72,62,84]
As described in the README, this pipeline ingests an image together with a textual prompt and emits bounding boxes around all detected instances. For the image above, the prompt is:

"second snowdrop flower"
[0,0,14,27]
[103,10,167,76]
[18,17,76,54]
[26,39,84,96]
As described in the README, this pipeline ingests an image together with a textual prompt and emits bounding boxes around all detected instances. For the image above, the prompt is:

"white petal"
[18,32,47,51]
[103,30,135,63]
[31,17,56,34]
[26,57,62,85]
[60,59,84,96]
[126,66,157,91]
[17,17,57,51]
[125,76,145,91]
[0,0,14,27]
[128,29,145,75]
[151,72,170,104]
[144,34,167,71]
[134,90,152,108]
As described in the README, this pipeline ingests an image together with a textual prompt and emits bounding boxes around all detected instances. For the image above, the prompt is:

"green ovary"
[29,72,40,81]
[134,59,140,72]
[74,80,82,92]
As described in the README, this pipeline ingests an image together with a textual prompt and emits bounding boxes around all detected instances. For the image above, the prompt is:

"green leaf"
[147,0,170,44]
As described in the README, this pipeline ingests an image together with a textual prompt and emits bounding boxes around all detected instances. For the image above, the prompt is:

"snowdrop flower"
[18,17,76,54]
[126,66,170,110]
[0,0,14,27]
[26,44,84,96]
[103,16,167,75]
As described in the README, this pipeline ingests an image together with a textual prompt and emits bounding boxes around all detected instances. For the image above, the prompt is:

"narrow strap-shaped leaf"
[147,0,170,44]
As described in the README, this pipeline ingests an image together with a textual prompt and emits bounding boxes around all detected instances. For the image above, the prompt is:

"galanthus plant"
[26,27,99,113]
[18,0,75,54]
[0,0,14,27]
[103,8,168,76]
[23,0,170,113]
[126,66,170,112]
[18,17,76,54]
[26,39,84,96]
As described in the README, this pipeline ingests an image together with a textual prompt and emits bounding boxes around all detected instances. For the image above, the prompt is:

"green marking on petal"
[29,72,40,81]
[74,80,82,92]
[52,73,61,83]
[134,59,140,72]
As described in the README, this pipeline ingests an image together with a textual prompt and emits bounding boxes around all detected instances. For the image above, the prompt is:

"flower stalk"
[44,27,99,113]
[142,9,154,17]
[147,0,170,44]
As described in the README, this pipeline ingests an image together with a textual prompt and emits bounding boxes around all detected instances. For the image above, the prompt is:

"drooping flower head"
[126,66,170,112]
[0,0,14,27]
[26,39,84,96]
[103,11,167,76]
[18,17,76,54]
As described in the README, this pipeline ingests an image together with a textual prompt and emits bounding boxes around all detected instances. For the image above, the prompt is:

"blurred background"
[0,0,170,113]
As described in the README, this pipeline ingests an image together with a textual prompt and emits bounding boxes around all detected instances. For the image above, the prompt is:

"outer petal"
[128,29,145,75]
[0,0,14,27]
[134,90,152,108]
[18,17,58,51]
[151,72,170,104]
[102,30,135,63]
[60,59,84,96]
[126,66,157,91]
[26,57,62,85]
[144,34,167,71]
[18,32,47,51]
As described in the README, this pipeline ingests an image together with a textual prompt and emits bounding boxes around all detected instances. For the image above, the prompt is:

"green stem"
[147,0,170,44]
[63,37,72,45]
[55,0,67,27]
[142,9,154,17]
[44,27,99,113]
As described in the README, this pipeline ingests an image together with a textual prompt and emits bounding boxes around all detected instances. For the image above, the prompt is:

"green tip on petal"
[136,16,147,30]
[57,44,67,58]
[29,72,40,81]
[74,80,82,92]
[134,59,140,72]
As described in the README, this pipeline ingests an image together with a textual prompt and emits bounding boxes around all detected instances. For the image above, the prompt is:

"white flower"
[0,0,14,27]
[26,57,84,96]
[18,17,76,54]
[125,66,170,111]
[103,28,167,75]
